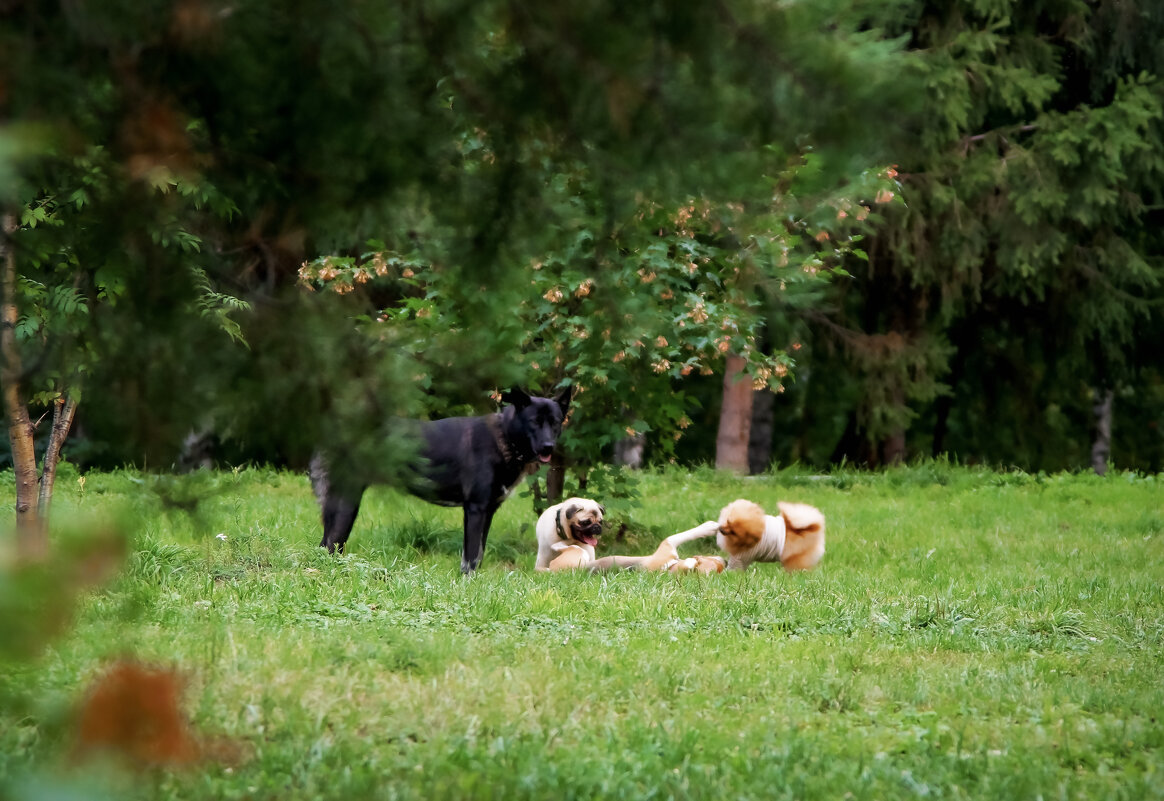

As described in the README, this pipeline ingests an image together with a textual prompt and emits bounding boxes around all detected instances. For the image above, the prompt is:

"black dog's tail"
[308,452,330,509]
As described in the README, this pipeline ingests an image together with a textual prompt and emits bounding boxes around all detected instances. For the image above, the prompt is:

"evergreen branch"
[188,266,253,346]
[802,308,864,348]
[961,124,1038,151]
[1076,261,1164,310]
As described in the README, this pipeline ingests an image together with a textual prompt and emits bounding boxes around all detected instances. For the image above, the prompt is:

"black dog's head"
[501,386,572,464]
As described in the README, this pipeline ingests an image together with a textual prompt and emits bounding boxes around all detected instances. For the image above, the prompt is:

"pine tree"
[795,0,1164,470]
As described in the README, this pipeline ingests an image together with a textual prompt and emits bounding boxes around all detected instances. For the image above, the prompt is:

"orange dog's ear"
[717,499,766,554]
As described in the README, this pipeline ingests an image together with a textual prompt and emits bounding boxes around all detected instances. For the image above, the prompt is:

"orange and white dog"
[665,499,826,571]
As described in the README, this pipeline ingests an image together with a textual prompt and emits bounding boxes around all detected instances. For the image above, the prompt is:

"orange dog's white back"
[666,498,825,571]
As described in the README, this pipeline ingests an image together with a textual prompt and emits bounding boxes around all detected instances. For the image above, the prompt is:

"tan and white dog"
[666,499,826,571]
[588,520,724,574]
[535,497,605,572]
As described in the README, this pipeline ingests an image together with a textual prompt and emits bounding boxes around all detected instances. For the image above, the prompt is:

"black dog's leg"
[320,489,364,553]
[310,452,365,554]
[480,504,498,555]
[461,502,496,574]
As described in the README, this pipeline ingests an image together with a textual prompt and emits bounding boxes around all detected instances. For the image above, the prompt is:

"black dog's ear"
[501,388,532,409]
[553,384,573,415]
[563,503,579,520]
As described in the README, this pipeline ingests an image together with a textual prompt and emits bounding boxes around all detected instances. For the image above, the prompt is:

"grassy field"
[2,463,1163,800]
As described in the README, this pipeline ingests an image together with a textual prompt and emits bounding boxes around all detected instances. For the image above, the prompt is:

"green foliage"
[1,0,915,469]
[5,0,1160,476]
[298,156,901,470]
[788,0,1164,469]
[2,142,253,476]
[188,266,251,347]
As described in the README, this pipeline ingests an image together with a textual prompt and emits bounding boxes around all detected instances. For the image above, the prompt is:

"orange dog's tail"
[776,501,825,570]
[777,502,824,536]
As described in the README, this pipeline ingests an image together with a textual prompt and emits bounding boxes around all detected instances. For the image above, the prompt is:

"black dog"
[310,387,572,573]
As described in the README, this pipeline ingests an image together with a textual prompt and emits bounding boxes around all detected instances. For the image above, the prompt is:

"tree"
[791,0,1164,471]
[0,212,42,556]
[0,142,248,555]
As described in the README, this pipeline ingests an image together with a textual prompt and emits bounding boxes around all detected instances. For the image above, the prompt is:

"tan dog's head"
[691,555,726,574]
[557,498,605,548]
[666,555,726,574]
[717,499,766,555]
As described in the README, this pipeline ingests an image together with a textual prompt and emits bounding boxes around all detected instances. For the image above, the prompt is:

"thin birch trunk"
[1,212,44,558]
[37,392,79,529]
[1091,389,1113,476]
[881,385,907,466]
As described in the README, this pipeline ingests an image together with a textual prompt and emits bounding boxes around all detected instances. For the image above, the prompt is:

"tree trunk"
[932,329,967,458]
[1091,388,1113,476]
[613,433,645,469]
[882,430,906,466]
[530,476,546,517]
[545,452,567,505]
[37,392,79,528]
[747,387,774,475]
[881,385,907,466]
[715,354,753,472]
[1,212,44,558]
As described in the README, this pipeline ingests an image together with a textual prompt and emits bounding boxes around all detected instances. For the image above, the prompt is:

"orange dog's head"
[717,499,766,555]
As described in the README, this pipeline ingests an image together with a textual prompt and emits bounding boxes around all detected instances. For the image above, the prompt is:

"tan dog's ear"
[598,504,606,516]
[556,504,579,540]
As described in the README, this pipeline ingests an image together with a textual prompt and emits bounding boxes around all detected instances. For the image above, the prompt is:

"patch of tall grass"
[1,464,1161,800]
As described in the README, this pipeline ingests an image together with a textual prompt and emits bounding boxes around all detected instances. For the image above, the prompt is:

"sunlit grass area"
[3,463,1163,800]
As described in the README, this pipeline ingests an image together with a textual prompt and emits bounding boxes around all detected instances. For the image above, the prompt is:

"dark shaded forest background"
[2,0,1162,506]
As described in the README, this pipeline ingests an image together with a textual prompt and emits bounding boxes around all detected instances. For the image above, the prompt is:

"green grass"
[2,463,1163,800]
